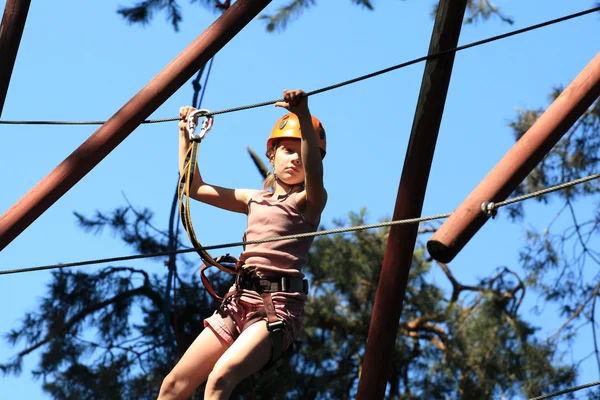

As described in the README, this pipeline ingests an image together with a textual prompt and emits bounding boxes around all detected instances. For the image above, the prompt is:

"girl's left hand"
[275,89,309,115]
[178,105,196,134]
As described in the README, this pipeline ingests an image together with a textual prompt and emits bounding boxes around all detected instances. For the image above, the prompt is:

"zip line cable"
[0,6,599,126]
[528,380,600,400]
[1,173,597,276]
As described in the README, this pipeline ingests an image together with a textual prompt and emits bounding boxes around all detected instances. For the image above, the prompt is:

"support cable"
[1,173,597,276]
[0,6,598,126]
[528,380,600,400]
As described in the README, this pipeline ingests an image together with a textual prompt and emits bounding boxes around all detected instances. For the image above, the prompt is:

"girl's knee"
[158,373,185,399]
[206,361,241,392]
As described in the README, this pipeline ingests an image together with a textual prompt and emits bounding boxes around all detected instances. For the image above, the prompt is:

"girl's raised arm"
[179,106,258,214]
[274,91,327,223]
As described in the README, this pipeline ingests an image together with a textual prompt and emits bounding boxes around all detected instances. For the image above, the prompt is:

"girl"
[158,89,327,399]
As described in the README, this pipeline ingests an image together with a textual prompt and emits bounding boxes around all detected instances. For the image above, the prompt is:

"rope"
[1,173,597,276]
[0,213,451,275]
[211,6,600,117]
[528,380,600,400]
[497,174,600,206]
[1,6,598,126]
[164,56,215,361]
[482,173,600,216]
[0,116,177,126]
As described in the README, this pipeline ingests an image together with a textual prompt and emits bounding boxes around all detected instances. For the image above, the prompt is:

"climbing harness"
[216,269,309,368]
[178,110,308,365]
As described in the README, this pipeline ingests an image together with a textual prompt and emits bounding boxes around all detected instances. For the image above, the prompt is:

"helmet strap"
[273,173,304,197]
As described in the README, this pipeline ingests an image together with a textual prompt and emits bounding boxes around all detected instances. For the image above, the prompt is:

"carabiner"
[186,109,214,143]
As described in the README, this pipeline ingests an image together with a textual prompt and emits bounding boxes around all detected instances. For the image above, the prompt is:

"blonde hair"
[263,141,277,191]
[263,173,276,191]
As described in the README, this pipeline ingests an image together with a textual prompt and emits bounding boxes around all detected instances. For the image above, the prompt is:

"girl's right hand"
[179,106,196,134]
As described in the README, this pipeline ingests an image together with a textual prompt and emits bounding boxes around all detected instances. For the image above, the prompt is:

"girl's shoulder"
[246,189,269,203]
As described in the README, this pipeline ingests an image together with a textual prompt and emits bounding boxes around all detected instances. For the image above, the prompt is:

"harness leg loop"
[262,293,286,364]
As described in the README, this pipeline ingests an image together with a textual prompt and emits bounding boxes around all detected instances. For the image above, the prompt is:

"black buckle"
[236,274,251,290]
[266,320,285,332]
[281,277,290,292]
[257,279,272,292]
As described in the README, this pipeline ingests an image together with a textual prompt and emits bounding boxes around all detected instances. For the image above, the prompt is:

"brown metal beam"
[356,1,468,398]
[427,52,600,264]
[0,0,272,250]
[0,0,31,116]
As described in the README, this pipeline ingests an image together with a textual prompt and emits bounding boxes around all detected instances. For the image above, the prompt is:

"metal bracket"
[481,201,497,218]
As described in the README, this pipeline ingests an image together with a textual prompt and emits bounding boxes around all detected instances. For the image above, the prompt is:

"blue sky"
[1,0,599,398]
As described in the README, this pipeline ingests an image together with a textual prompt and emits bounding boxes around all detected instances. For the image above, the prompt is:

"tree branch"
[14,282,163,359]
[406,331,446,351]
[550,280,600,341]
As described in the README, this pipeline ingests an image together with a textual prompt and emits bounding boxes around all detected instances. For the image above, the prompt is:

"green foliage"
[463,0,513,25]
[1,207,577,398]
[6,4,598,396]
[1,205,233,399]
[117,0,514,33]
[505,89,600,365]
[117,0,216,31]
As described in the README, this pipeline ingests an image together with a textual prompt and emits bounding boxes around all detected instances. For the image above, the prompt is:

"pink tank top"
[239,190,318,279]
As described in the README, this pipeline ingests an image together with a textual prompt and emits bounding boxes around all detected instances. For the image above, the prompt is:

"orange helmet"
[267,113,326,159]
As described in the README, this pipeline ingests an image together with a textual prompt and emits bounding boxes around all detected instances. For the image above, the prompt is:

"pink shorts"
[204,292,304,352]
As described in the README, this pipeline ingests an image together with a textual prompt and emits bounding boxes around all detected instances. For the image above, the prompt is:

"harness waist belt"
[239,276,309,294]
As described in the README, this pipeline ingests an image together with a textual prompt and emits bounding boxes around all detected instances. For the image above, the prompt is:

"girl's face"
[271,139,305,186]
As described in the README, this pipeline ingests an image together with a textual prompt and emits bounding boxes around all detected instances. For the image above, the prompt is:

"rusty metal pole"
[427,52,600,264]
[356,1,467,398]
[0,0,272,250]
[0,0,31,116]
